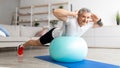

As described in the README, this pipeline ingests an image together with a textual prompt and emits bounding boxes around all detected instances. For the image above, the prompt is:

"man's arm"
[91,13,103,28]
[53,9,77,22]
[93,19,103,28]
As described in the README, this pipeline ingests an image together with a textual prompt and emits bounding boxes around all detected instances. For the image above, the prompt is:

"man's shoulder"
[67,16,77,22]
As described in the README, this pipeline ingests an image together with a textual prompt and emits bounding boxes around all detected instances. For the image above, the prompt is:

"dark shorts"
[39,28,55,44]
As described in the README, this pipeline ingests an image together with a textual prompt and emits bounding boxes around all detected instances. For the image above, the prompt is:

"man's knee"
[28,40,34,43]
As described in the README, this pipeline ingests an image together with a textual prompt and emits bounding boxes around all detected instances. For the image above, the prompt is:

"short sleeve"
[65,16,76,25]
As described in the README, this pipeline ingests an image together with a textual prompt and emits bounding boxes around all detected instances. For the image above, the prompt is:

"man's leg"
[17,39,42,57]
[22,39,42,47]
[17,28,55,56]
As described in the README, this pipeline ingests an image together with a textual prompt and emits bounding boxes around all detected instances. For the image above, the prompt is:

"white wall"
[71,0,120,26]
[0,0,19,25]
[20,0,120,26]
[20,0,69,6]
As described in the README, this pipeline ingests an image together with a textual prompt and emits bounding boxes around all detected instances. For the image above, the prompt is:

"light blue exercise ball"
[49,36,88,62]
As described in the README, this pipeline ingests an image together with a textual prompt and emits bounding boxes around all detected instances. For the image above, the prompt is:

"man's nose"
[84,18,88,22]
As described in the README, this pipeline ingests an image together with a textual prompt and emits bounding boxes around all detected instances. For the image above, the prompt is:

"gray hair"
[78,8,91,15]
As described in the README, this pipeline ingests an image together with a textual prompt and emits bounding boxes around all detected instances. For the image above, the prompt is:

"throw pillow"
[0,30,6,37]
[0,25,10,37]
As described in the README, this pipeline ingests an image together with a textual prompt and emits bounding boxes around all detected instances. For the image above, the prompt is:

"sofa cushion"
[20,26,42,37]
[34,28,49,37]
[0,24,20,37]
[0,37,30,42]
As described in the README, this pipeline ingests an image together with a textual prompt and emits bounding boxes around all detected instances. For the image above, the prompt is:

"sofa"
[0,24,43,48]
[82,26,120,48]
[0,24,120,48]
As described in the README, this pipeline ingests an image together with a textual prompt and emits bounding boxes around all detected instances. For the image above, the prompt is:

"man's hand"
[91,13,100,23]
[91,13,103,27]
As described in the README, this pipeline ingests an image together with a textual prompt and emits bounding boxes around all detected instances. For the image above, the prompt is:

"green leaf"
[116,11,120,25]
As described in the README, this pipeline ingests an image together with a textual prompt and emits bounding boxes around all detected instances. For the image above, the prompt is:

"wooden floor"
[0,47,120,68]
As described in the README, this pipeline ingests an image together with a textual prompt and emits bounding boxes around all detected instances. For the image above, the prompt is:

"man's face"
[78,12,92,25]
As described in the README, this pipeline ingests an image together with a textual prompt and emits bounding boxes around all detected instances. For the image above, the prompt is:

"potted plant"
[116,11,120,25]
[34,22,39,27]
[34,19,40,27]
[50,20,58,27]
[58,5,64,9]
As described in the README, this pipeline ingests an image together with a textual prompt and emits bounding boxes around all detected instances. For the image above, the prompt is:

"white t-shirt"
[52,17,94,38]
